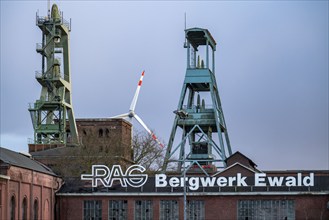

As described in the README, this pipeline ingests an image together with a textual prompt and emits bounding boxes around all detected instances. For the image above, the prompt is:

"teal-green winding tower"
[28,4,79,146]
[162,28,232,173]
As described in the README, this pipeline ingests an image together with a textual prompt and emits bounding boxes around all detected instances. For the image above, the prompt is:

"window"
[44,199,50,220]
[99,129,103,137]
[84,200,102,220]
[109,200,127,220]
[22,197,27,220]
[187,200,205,220]
[10,196,15,220]
[160,200,179,220]
[237,200,295,220]
[33,199,39,220]
[134,200,153,220]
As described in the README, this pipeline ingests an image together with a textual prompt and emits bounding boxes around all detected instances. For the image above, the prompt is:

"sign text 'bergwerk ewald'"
[81,165,315,191]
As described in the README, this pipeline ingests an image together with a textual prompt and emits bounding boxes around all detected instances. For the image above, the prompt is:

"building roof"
[75,118,132,126]
[0,147,57,176]
[226,151,257,169]
[30,146,72,157]
[185,27,217,50]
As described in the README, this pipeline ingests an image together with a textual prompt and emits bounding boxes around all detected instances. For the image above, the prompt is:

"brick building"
[74,118,132,158]
[4,117,328,220]
[29,118,133,172]
[0,147,62,220]
[2,135,329,219]
[56,152,329,220]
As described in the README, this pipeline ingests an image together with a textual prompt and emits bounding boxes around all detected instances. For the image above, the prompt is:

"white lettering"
[217,177,227,187]
[303,173,314,186]
[255,173,266,186]
[189,177,199,190]
[180,177,188,187]
[169,177,180,187]
[297,173,302,186]
[228,176,236,186]
[285,176,296,186]
[81,165,110,187]
[109,165,127,187]
[125,165,148,187]
[200,177,216,187]
[268,176,284,186]
[237,173,247,186]
[82,167,315,189]
[155,174,167,187]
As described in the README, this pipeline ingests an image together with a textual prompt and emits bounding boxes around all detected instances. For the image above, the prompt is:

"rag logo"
[81,165,148,188]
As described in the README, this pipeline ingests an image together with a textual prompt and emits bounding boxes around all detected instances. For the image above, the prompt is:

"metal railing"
[35,71,42,78]
[182,105,214,113]
[28,102,34,109]
[62,17,71,30]
[36,43,42,51]
[36,12,71,31]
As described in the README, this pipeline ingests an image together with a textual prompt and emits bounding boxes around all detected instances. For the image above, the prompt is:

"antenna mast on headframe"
[47,0,51,18]
[184,13,188,48]
[184,13,187,30]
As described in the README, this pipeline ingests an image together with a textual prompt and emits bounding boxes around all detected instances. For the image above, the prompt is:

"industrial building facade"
[1,147,328,220]
[55,152,329,220]
[0,147,62,220]
[56,192,329,219]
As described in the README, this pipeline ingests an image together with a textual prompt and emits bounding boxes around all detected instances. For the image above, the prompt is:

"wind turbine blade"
[129,70,145,112]
[109,112,130,120]
[134,114,151,133]
[134,114,164,148]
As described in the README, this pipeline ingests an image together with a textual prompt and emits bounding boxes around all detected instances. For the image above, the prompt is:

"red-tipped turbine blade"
[129,70,145,112]
[134,114,164,148]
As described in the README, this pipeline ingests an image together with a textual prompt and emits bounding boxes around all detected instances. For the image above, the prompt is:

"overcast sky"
[1,1,328,171]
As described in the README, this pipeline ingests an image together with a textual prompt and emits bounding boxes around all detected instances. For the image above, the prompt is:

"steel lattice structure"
[28,4,79,145]
[162,28,232,173]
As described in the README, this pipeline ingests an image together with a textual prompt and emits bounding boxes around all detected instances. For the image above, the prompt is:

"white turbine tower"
[111,70,164,148]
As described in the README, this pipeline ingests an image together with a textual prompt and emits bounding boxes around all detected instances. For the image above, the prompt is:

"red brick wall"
[56,194,329,220]
[76,118,132,159]
[204,195,329,219]
[0,166,61,220]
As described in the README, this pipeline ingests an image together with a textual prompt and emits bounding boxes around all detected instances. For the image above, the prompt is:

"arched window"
[10,195,15,220]
[99,129,103,137]
[33,199,39,220]
[22,197,27,220]
[44,199,50,220]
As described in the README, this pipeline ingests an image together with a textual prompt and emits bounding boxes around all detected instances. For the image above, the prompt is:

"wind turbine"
[111,70,164,148]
